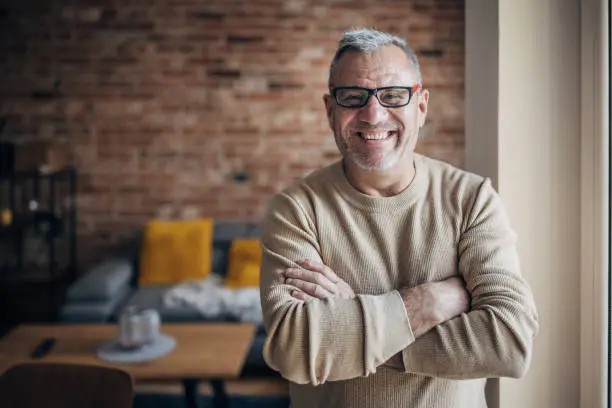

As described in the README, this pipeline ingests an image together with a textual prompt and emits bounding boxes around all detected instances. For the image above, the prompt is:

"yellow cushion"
[225,238,262,288]
[139,218,214,286]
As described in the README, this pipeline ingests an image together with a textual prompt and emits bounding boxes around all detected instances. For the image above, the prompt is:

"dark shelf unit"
[0,167,77,286]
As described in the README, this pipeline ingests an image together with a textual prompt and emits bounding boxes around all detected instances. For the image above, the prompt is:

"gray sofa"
[60,220,275,378]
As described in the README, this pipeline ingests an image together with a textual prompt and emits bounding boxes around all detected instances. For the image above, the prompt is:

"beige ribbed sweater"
[259,154,539,408]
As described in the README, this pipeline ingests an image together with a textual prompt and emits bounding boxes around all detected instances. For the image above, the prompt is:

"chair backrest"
[0,362,134,408]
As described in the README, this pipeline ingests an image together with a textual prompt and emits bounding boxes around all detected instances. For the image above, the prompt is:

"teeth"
[358,131,391,140]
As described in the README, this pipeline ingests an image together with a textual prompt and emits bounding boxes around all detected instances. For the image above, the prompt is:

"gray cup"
[117,306,161,349]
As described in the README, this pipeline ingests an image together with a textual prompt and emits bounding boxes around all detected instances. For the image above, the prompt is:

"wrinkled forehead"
[330,45,419,87]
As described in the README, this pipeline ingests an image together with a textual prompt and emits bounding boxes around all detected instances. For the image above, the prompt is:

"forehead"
[332,45,418,87]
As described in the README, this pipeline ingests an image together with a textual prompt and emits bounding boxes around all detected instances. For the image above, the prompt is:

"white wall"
[466,1,587,407]
[498,2,581,406]
[580,0,609,406]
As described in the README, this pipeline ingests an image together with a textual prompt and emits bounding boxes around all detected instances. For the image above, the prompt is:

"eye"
[382,94,401,101]
[380,90,410,104]
[342,95,364,104]
[336,89,368,105]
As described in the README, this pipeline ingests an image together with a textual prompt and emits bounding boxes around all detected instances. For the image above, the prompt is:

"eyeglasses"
[331,85,421,109]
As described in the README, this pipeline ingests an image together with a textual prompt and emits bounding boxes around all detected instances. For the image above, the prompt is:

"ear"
[417,89,430,128]
[323,94,335,129]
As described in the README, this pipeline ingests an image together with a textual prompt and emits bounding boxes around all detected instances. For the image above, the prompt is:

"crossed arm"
[260,183,539,385]
[283,260,470,369]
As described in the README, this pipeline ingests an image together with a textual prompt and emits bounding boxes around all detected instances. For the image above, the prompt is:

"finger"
[284,267,338,295]
[296,260,340,284]
[285,278,333,299]
[290,290,315,302]
[285,267,338,293]
[286,277,332,299]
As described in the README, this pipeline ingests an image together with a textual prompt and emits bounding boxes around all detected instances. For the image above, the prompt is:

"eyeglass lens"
[335,88,412,107]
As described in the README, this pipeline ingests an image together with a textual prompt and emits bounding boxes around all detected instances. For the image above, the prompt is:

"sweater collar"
[332,154,427,212]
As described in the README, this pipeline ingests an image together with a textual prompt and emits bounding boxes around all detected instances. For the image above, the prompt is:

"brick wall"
[0,0,464,265]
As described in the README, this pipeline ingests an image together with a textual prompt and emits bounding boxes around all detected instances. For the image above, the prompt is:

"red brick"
[1,0,465,265]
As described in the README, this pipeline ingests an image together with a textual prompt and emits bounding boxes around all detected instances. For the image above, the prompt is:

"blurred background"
[0,0,464,269]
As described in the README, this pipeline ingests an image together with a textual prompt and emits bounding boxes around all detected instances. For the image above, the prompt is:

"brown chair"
[0,362,134,408]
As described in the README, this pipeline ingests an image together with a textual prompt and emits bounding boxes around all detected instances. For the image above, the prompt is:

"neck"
[343,157,416,197]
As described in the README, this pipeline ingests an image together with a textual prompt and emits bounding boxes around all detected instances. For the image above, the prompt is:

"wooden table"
[0,323,256,408]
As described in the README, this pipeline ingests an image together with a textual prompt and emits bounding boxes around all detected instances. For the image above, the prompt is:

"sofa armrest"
[66,258,134,302]
[60,285,134,323]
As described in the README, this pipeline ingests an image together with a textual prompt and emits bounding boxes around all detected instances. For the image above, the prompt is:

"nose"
[356,93,388,125]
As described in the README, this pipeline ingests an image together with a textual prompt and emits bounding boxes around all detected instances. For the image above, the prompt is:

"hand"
[284,259,356,301]
[398,276,470,338]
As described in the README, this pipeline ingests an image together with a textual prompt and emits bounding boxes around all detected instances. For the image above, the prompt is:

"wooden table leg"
[182,379,199,408]
[210,379,229,408]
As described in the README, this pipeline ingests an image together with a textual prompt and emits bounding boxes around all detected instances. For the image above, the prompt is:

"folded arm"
[285,264,471,371]
[279,179,539,380]
[400,179,539,379]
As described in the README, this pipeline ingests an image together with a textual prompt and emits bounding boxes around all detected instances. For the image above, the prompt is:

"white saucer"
[97,333,176,363]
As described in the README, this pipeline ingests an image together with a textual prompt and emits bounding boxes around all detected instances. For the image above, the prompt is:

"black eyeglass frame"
[330,84,422,109]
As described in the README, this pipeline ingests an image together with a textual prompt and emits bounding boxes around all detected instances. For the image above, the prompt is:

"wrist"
[399,285,439,339]
[399,277,470,339]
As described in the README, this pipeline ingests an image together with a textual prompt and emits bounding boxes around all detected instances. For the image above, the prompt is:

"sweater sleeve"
[260,192,414,385]
[401,178,539,379]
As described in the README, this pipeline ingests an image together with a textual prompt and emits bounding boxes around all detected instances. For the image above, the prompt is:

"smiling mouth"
[356,130,397,141]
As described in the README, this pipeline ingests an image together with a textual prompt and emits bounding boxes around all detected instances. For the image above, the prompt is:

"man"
[259,28,538,408]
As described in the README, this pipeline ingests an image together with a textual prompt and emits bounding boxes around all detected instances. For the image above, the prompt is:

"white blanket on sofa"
[162,275,263,325]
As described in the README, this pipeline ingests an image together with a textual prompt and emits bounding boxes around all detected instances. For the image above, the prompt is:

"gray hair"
[328,28,422,87]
